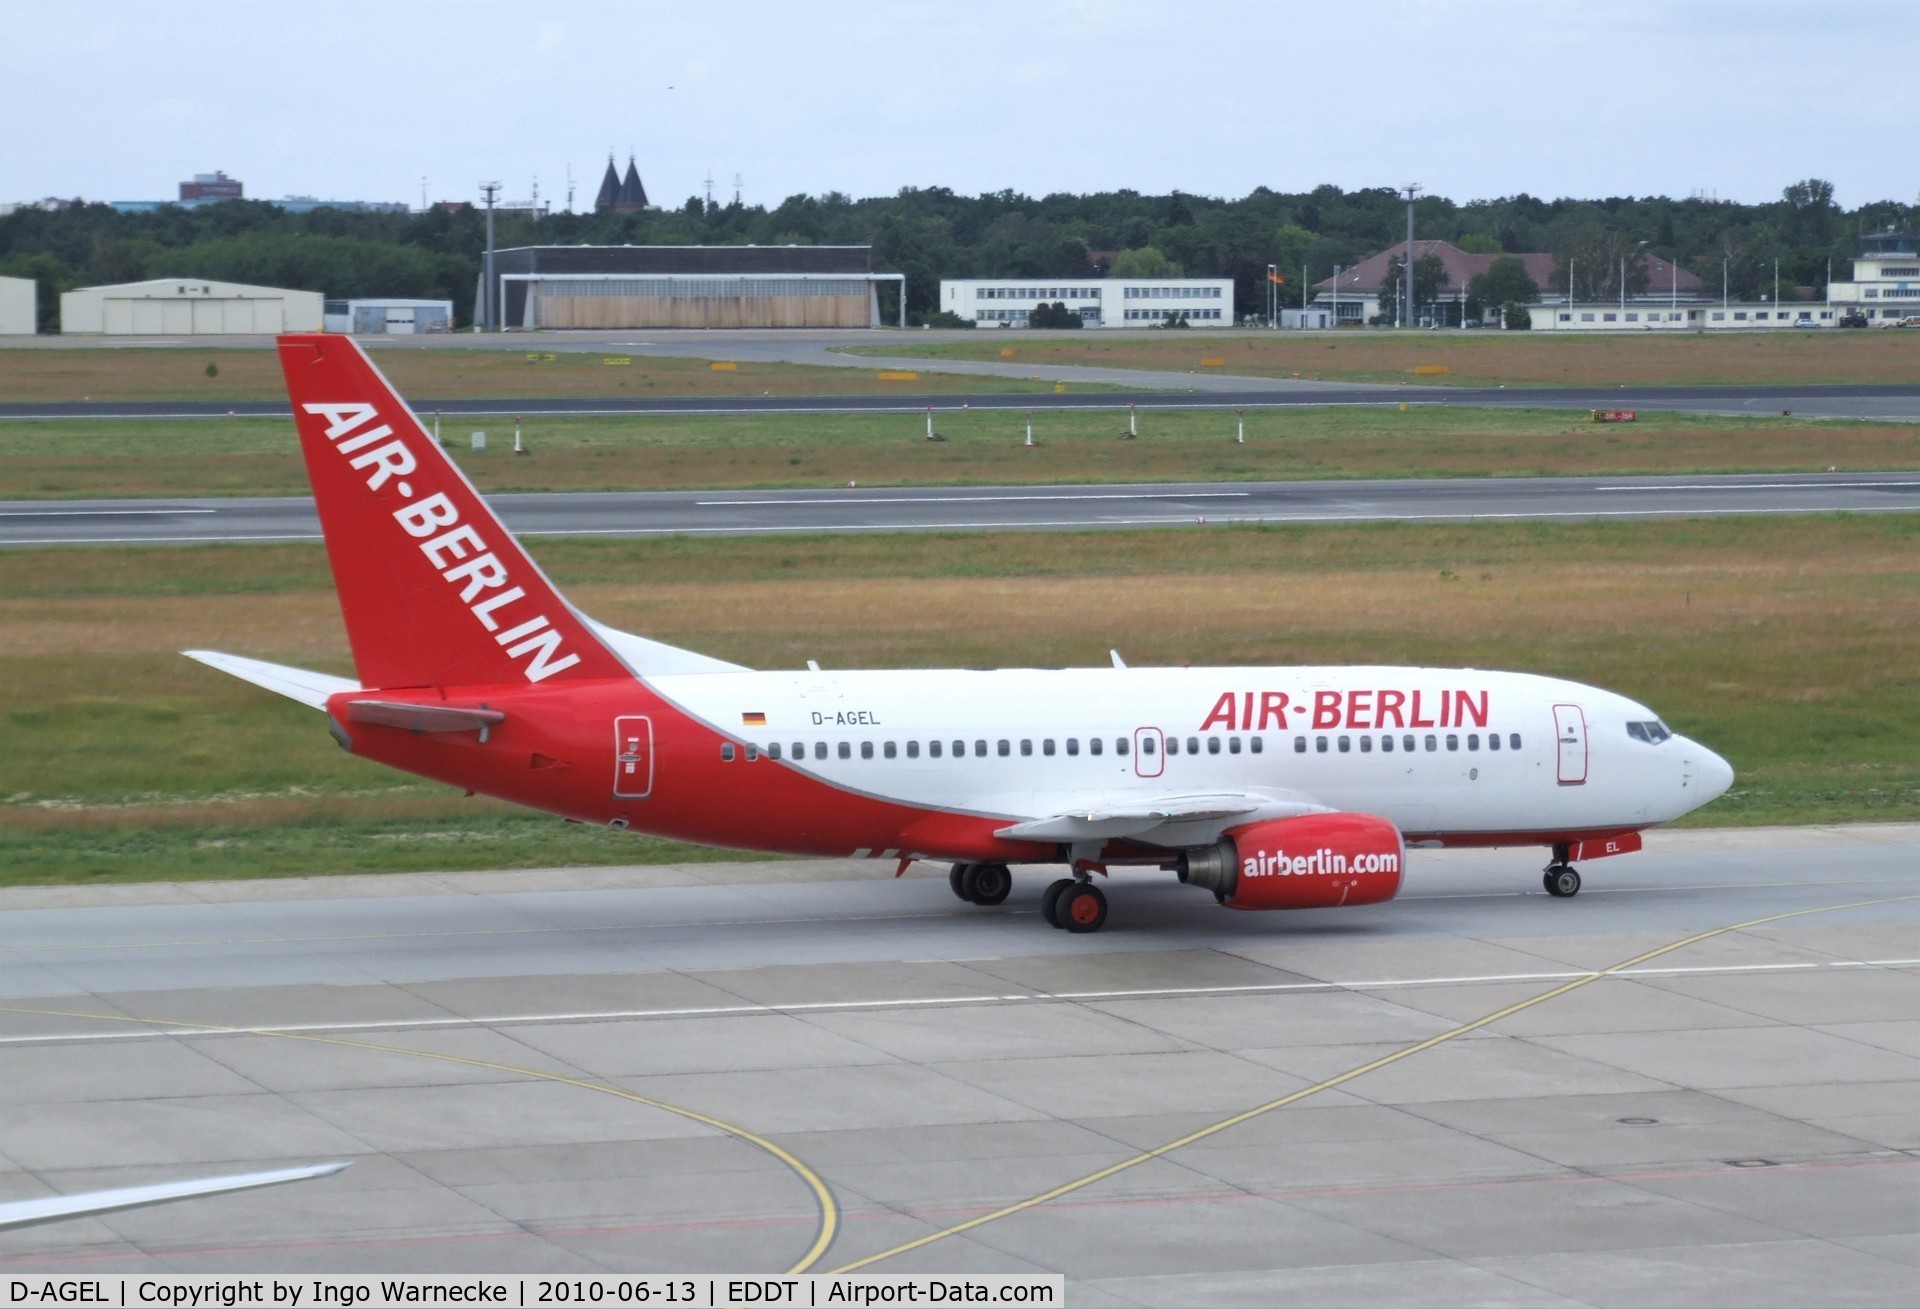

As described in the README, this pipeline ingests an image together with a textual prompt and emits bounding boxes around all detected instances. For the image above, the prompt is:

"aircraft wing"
[0,1162,349,1232]
[995,791,1329,843]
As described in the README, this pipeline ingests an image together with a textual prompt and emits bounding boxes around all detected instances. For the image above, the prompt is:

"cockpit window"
[1626,720,1672,744]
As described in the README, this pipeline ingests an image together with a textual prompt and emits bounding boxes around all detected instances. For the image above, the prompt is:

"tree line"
[0,178,1904,331]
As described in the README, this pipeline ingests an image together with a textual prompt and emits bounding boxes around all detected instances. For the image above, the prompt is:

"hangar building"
[60,278,323,335]
[0,276,34,335]
[323,298,455,334]
[483,246,905,329]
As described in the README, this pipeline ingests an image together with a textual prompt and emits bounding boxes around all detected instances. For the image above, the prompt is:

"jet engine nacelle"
[1178,812,1404,910]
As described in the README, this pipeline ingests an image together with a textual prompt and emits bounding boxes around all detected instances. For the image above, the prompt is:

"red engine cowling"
[1179,812,1404,910]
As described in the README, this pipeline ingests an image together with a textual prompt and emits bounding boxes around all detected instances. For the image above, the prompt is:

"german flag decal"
[741,711,767,726]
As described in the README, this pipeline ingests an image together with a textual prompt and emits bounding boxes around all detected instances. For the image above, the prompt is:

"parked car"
[1839,312,1869,328]
[1792,317,1820,328]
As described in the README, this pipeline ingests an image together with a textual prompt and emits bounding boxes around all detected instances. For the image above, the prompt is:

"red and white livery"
[190,336,1735,932]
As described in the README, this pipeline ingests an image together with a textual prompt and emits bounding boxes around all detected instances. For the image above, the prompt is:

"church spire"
[592,154,620,212]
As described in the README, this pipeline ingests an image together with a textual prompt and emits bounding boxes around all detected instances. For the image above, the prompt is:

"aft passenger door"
[1553,704,1587,785]
[614,715,653,799]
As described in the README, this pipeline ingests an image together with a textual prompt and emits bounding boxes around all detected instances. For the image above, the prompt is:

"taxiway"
[2,826,1919,1302]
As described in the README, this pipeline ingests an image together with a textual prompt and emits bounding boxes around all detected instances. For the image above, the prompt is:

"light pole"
[1267,263,1276,329]
[479,181,501,332]
[1402,183,1420,328]
[1722,257,1729,312]
[1568,258,1575,323]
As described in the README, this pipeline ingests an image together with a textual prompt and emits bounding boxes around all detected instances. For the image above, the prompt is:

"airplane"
[189,335,1735,934]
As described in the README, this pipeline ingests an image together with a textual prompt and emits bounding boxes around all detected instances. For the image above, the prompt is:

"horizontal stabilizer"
[183,650,358,710]
[0,1162,349,1232]
[347,700,506,734]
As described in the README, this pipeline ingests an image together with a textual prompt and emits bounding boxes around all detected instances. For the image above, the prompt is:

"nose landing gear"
[1543,843,1581,897]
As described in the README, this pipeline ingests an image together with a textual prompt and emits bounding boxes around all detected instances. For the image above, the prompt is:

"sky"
[2,1,1909,213]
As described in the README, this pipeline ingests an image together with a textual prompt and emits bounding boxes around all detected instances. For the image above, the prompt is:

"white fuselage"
[653,664,1733,846]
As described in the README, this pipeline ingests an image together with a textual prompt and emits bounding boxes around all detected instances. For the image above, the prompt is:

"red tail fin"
[277,334,630,690]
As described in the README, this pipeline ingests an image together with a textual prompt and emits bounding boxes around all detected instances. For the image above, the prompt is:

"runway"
[2,825,1919,1301]
[4,471,1917,547]
[8,381,1920,423]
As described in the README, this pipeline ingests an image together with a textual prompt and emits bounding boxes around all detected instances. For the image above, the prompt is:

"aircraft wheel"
[1056,882,1108,933]
[964,862,1013,906]
[1041,878,1074,928]
[949,864,972,901]
[1544,866,1582,898]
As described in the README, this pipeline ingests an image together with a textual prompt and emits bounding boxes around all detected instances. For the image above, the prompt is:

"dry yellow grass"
[2,517,1914,885]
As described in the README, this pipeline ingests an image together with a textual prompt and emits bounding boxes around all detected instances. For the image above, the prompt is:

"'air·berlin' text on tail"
[278,334,630,691]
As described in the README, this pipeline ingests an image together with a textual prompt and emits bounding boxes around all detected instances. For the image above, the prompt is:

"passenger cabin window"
[838,742,851,760]
[998,739,1011,757]
[720,743,736,762]
[1381,735,1394,753]
[1360,735,1372,753]
[975,740,987,757]
[768,743,782,761]
[745,745,758,761]
[1166,737,1179,756]
[1338,736,1351,753]
[1446,734,1459,751]
[1207,736,1222,755]
[1295,737,1307,753]
[1316,736,1329,753]
[1488,734,1500,751]
[1186,737,1199,755]
[861,741,874,760]
[1510,733,1522,750]
[883,742,897,759]
[906,741,919,759]
[1139,736,1154,755]
[1090,738,1103,756]
[1229,736,1241,754]
[1116,737,1128,756]
[930,740,942,758]
[1250,736,1262,754]
[1066,738,1079,756]
[1044,739,1056,756]
[1425,735,1437,751]
[1467,734,1479,751]
[1020,739,1033,757]
[816,742,829,760]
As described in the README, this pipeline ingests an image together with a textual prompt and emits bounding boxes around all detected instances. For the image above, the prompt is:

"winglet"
[1110,649,1127,669]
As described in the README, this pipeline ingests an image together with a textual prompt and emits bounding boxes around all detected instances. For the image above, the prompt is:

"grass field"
[2,514,1915,886]
[3,407,1915,499]
[0,345,1075,403]
[844,330,1920,387]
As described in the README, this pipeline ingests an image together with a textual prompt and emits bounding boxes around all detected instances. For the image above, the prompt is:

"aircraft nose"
[1689,741,1735,803]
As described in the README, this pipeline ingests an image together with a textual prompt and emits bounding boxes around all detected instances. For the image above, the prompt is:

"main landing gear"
[1042,876,1107,933]
[949,862,1109,932]
[1543,844,1581,898]
[949,862,1012,906]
